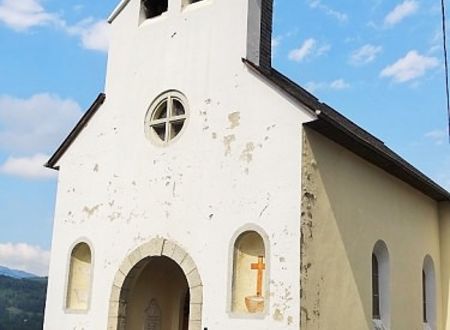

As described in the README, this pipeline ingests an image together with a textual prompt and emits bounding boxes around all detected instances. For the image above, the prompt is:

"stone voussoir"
[187,269,202,288]
[139,237,165,257]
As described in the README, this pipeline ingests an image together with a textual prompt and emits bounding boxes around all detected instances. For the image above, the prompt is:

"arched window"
[371,241,390,329]
[372,254,380,320]
[231,230,267,314]
[66,242,92,311]
[422,255,436,330]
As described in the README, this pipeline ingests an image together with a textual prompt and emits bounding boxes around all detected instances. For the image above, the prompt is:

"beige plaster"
[301,129,443,329]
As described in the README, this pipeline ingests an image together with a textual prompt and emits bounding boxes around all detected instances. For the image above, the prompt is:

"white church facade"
[43,0,450,329]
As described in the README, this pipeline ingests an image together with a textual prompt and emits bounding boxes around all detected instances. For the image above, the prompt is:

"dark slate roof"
[243,58,450,202]
[45,93,106,170]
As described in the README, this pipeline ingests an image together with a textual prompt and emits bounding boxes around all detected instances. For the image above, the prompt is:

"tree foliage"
[0,275,47,330]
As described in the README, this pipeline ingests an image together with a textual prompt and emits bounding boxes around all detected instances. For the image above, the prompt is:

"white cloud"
[330,79,350,90]
[384,0,419,27]
[65,19,110,53]
[305,79,350,93]
[289,38,330,62]
[307,0,348,22]
[0,243,50,276]
[0,0,61,31]
[429,30,442,54]
[272,36,281,55]
[317,43,332,56]
[0,154,56,179]
[425,129,447,145]
[289,38,316,62]
[305,81,325,93]
[0,0,109,52]
[350,44,383,65]
[380,51,439,83]
[0,93,82,153]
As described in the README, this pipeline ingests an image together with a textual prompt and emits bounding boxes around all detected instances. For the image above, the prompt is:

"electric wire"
[441,0,450,142]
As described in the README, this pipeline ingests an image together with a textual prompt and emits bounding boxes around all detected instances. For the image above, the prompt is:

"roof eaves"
[108,0,131,23]
[45,93,106,170]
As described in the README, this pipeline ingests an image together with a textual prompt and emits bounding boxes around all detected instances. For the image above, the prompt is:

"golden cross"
[251,256,265,297]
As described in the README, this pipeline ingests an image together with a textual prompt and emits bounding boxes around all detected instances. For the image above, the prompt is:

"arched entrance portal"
[126,256,189,330]
[108,238,203,330]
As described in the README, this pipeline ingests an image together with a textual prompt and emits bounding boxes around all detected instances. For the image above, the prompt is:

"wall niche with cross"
[231,230,268,314]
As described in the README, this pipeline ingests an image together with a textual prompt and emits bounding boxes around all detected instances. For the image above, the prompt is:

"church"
[43,0,450,329]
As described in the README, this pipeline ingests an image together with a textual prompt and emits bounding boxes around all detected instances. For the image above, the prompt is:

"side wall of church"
[43,1,315,329]
[440,202,450,329]
[301,128,442,330]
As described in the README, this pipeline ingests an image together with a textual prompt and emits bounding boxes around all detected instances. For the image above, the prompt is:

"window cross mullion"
[150,118,166,126]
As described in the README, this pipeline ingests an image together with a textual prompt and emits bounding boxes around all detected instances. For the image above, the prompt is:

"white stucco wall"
[44,0,315,329]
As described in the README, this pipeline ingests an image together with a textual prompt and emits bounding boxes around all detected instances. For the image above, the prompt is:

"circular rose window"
[145,91,188,145]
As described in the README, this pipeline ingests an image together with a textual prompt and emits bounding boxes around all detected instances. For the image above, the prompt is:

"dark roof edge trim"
[45,93,106,170]
[310,115,450,201]
[242,58,450,202]
[242,58,320,111]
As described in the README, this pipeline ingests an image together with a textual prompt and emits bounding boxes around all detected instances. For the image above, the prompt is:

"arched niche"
[66,241,93,311]
[371,240,390,329]
[423,255,436,330]
[230,227,269,315]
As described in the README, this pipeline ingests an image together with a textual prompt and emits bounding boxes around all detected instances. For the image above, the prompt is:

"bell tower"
[246,0,273,70]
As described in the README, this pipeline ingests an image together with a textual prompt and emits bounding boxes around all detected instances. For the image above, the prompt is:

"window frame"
[144,90,189,146]
[371,240,390,329]
[422,255,436,329]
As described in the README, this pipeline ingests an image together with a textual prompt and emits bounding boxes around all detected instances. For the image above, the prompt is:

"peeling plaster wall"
[43,0,315,328]
[301,129,442,330]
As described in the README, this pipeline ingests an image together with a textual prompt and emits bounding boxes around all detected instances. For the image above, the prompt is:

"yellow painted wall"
[301,129,442,330]
[440,202,450,329]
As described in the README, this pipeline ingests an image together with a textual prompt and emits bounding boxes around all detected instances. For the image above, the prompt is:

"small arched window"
[422,255,436,330]
[231,230,267,314]
[372,254,380,320]
[66,242,92,311]
[371,241,390,329]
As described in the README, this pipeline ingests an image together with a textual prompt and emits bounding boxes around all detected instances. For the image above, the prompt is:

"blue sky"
[0,0,449,276]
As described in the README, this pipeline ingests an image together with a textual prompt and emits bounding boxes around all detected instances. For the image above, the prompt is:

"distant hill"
[0,275,47,330]
[0,266,37,279]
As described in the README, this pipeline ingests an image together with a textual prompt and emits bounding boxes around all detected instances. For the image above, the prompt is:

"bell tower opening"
[124,256,190,330]
[141,0,168,19]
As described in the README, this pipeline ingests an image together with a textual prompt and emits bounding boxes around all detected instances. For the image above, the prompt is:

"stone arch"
[107,238,203,330]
